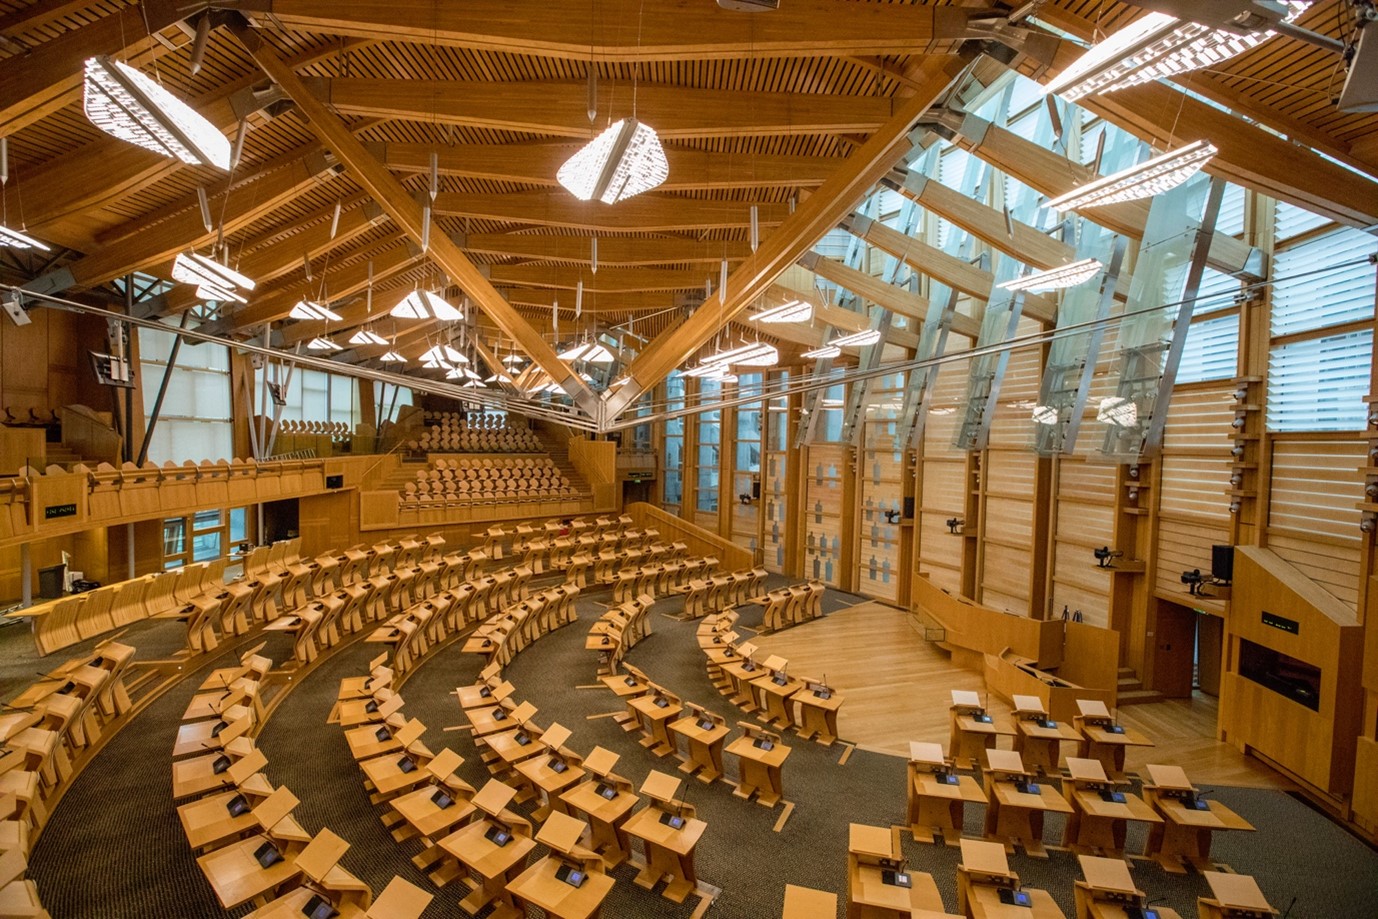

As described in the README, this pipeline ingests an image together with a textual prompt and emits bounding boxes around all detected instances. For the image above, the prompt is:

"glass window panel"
[192,530,222,562]
[1272,228,1377,337]
[1268,331,1371,431]
[229,507,247,543]
[1274,201,1331,242]
[193,509,222,530]
[163,518,185,557]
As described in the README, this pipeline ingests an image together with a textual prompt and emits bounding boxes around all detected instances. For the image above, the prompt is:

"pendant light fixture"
[802,344,842,359]
[306,336,342,351]
[1047,141,1217,211]
[750,298,813,324]
[348,329,388,346]
[832,329,882,348]
[391,289,463,321]
[172,251,256,303]
[83,56,231,169]
[290,300,343,322]
[557,118,669,204]
[998,258,1104,292]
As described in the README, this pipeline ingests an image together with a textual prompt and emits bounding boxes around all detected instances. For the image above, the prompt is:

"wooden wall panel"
[1268,532,1362,610]
[921,459,965,510]
[1155,517,1230,601]
[982,541,1030,615]
[804,444,846,586]
[1268,438,1365,539]
[1158,455,1232,520]
[0,309,108,418]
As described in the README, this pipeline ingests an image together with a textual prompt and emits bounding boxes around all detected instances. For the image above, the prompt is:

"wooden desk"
[1073,721,1152,782]
[668,715,730,783]
[1010,700,1082,777]
[784,884,839,918]
[177,778,272,852]
[466,703,522,737]
[437,816,535,915]
[359,750,434,802]
[621,803,707,903]
[725,734,791,807]
[957,838,1064,919]
[1062,788,1161,857]
[599,671,650,730]
[484,727,548,775]
[719,659,765,712]
[752,673,806,730]
[793,683,844,746]
[507,855,615,919]
[514,753,586,821]
[906,744,986,845]
[1074,855,1185,919]
[982,757,1073,859]
[196,835,303,910]
[1196,871,1277,919]
[628,694,682,757]
[951,713,1017,771]
[389,786,475,861]
[560,781,638,868]
[1141,765,1253,874]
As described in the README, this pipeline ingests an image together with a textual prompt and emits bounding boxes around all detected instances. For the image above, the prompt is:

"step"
[1117,676,1144,692]
[1116,689,1166,706]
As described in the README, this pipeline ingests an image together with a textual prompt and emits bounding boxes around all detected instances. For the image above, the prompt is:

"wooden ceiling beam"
[433,191,786,233]
[377,142,838,191]
[242,0,986,61]
[841,212,1058,326]
[232,22,600,414]
[487,266,717,294]
[606,54,969,418]
[798,250,982,340]
[310,78,896,139]
[499,289,682,313]
[460,233,750,267]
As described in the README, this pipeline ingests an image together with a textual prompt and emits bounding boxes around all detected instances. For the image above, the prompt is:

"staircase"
[1116,666,1165,706]
[42,444,83,470]
[539,438,592,496]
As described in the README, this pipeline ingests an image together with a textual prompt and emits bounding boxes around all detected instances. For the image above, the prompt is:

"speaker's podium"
[846,822,958,918]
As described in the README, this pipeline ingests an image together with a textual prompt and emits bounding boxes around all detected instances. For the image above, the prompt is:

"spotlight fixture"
[738,493,754,505]
[1180,568,1204,595]
[1043,10,1301,102]
[0,224,51,251]
[391,289,463,321]
[1093,547,1124,569]
[751,298,814,324]
[306,337,342,351]
[802,344,842,359]
[946,517,965,535]
[1362,512,1377,533]
[1096,396,1139,427]
[883,509,902,524]
[379,350,408,363]
[347,329,388,346]
[289,300,343,322]
[832,329,883,348]
[556,118,669,204]
[171,252,255,303]
[1047,141,1218,211]
[998,258,1104,292]
[83,56,231,169]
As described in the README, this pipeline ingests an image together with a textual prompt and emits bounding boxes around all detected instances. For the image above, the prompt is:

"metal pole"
[122,276,135,463]
[136,312,189,466]
[19,543,31,607]
[127,522,136,579]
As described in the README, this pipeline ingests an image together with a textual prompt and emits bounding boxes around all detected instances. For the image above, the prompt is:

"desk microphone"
[1280,895,1296,919]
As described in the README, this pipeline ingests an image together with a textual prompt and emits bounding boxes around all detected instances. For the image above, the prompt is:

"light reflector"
[392,289,464,321]
[832,329,882,348]
[380,350,408,363]
[557,118,669,204]
[306,337,342,351]
[1047,141,1217,211]
[348,329,388,346]
[0,225,51,251]
[172,252,255,303]
[703,341,778,367]
[83,56,230,169]
[289,300,343,322]
[998,258,1104,292]
[750,298,813,324]
[420,344,467,364]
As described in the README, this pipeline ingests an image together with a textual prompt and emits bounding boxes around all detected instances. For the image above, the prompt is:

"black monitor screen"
[485,825,511,846]
[754,738,774,752]
[653,697,669,709]
[303,895,337,919]
[881,869,911,888]
[226,794,249,817]
[254,842,281,868]
[364,701,379,713]
[549,758,568,773]
[596,783,617,800]
[555,864,585,888]
[375,727,391,742]
[997,889,1031,907]
[432,790,453,809]
[211,720,228,737]
[397,756,416,774]
[698,719,715,731]
[212,755,232,775]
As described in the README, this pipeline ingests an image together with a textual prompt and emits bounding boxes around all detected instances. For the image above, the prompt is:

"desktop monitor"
[397,756,417,774]
[485,824,511,846]
[303,895,338,919]
[226,794,250,817]
[754,737,775,752]
[555,864,586,888]
[596,783,617,800]
[998,889,1032,907]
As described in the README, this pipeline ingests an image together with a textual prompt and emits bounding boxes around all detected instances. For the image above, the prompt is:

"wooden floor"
[749,600,1290,790]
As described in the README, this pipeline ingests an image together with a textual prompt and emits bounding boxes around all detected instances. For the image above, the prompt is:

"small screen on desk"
[226,794,249,817]
[254,841,282,868]
[596,783,617,800]
[479,686,492,697]
[997,889,1031,907]
[813,688,831,700]
[1186,795,1210,811]
[211,720,228,737]
[485,825,511,846]
[624,675,638,686]
[364,700,379,713]
[549,758,568,773]
[1099,790,1126,804]
[432,790,454,809]
[1038,718,1056,728]
[1107,724,1125,734]
[660,811,685,829]
[555,864,585,888]
[742,661,756,672]
[493,708,507,720]
[514,733,531,746]
[653,697,670,709]
[973,713,993,724]
[1125,909,1159,919]
[881,870,911,888]
[771,673,788,686]
[698,719,715,731]
[1015,780,1040,795]
[375,727,391,742]
[754,738,775,752]
[397,756,416,773]
[303,895,337,919]
[935,771,958,785]
[212,755,232,775]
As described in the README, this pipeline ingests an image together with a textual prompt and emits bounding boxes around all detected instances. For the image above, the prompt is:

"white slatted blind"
[1267,331,1371,431]
[1177,313,1239,384]
[1193,266,1240,315]
[1215,182,1247,238]
[1274,201,1332,241]
[1271,228,1376,337]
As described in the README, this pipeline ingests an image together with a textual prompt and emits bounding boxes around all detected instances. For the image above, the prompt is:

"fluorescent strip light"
[380,350,408,363]
[83,56,230,169]
[682,363,728,378]
[750,298,813,324]
[289,300,344,322]
[557,118,669,204]
[171,252,255,304]
[462,380,487,389]
[802,344,841,359]
[421,356,453,370]
[1047,141,1217,211]
[832,329,882,348]
[0,225,51,251]
[1044,12,1291,102]
[703,341,778,367]
[348,329,388,346]
[1097,396,1139,427]
[485,373,514,383]
[391,289,464,320]
[999,258,1104,292]
[306,337,342,351]
[502,353,524,365]
[421,344,467,364]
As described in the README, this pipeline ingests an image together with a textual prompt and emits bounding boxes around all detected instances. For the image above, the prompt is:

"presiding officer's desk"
[846,822,959,919]
[950,690,1016,770]
[1072,700,1152,782]
[1059,757,1161,858]
[620,770,708,904]
[1073,855,1184,919]
[1140,764,1254,874]
[981,749,1071,858]
[906,741,986,845]
[1010,694,1082,776]
[1196,871,1279,919]
[956,838,1065,919]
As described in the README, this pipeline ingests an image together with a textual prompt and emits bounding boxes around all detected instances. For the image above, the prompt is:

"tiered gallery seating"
[412,412,543,453]
[398,456,580,513]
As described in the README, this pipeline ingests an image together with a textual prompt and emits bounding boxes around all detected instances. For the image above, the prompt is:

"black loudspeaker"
[326,474,344,489]
[902,496,915,519]
[1211,544,1234,583]
[751,480,761,500]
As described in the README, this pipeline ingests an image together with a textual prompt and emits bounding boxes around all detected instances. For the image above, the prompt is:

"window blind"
[1177,313,1239,384]
[1272,228,1377,337]
[1268,331,1371,431]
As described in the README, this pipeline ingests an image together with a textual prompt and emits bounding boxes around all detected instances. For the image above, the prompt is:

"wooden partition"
[623,501,755,570]
[567,436,618,510]
[0,427,46,477]
[912,573,1063,669]
[984,650,1117,721]
[1059,620,1122,694]
[57,405,121,466]
[1221,546,1364,797]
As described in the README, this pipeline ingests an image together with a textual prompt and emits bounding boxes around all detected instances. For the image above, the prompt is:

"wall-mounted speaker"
[902,496,915,519]
[1211,544,1234,583]
[751,480,761,500]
